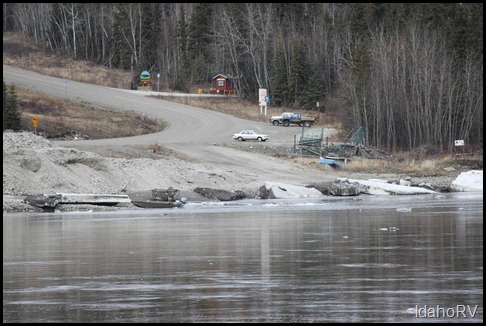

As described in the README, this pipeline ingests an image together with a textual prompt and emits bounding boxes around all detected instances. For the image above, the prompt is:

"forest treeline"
[3,3,483,152]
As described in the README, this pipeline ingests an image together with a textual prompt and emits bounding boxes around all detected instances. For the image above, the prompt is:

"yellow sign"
[31,117,38,128]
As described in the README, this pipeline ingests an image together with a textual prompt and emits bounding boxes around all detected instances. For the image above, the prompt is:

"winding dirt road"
[3,65,338,186]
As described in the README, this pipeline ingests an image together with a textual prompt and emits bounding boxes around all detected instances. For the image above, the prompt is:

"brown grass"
[293,154,482,176]
[331,154,482,175]
[154,96,279,123]
[17,87,165,139]
[3,32,132,89]
[155,96,342,128]
[345,157,443,174]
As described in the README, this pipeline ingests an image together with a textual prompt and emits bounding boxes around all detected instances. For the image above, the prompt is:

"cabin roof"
[212,74,231,80]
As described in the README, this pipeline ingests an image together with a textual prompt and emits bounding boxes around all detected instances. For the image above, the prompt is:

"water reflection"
[3,193,483,322]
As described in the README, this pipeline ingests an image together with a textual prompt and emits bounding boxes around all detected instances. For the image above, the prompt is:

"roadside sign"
[31,117,38,128]
[259,88,267,104]
[259,88,268,116]
[454,140,464,146]
[140,70,150,79]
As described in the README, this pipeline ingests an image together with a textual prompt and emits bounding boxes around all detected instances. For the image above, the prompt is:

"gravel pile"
[3,131,52,150]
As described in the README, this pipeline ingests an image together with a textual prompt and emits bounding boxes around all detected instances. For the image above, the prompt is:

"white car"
[232,130,269,142]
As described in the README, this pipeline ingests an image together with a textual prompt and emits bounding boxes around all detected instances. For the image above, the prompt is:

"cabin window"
[217,79,225,87]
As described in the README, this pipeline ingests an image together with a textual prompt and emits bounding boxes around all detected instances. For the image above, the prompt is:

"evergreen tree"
[187,3,213,83]
[4,84,21,131]
[305,61,327,110]
[188,3,212,60]
[140,3,161,69]
[288,42,311,108]
[270,47,289,106]
[175,6,190,91]
[112,4,132,70]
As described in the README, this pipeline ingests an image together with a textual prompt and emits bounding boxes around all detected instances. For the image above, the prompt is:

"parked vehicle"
[269,112,318,127]
[232,130,269,142]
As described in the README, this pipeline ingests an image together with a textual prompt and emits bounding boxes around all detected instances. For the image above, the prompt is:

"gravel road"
[3,64,338,173]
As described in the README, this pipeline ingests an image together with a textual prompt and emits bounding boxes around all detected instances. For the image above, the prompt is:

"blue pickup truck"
[270,112,318,127]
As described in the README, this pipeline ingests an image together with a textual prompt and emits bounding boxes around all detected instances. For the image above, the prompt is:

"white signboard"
[454,140,464,146]
[259,88,267,105]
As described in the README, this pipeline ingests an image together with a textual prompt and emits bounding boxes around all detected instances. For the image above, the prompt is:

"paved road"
[3,65,336,184]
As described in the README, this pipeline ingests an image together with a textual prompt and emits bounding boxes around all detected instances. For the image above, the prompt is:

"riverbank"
[4,131,478,213]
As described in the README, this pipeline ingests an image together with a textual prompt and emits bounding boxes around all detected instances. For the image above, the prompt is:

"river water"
[3,192,483,323]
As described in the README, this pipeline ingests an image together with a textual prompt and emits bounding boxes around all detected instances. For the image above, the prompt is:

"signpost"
[157,73,160,92]
[259,88,268,116]
[140,70,151,87]
[454,139,465,159]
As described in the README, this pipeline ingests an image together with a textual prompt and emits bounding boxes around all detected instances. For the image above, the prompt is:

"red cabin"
[210,74,235,95]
